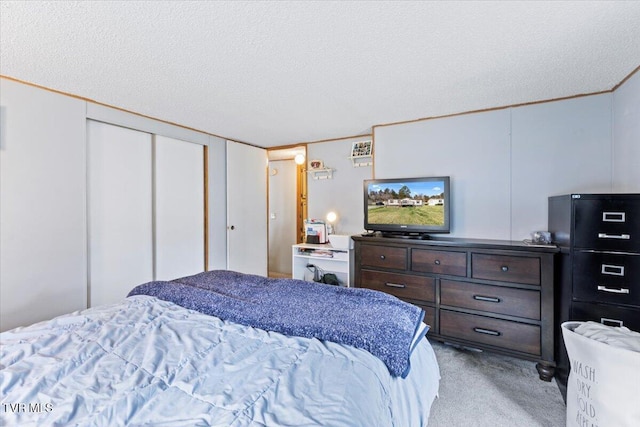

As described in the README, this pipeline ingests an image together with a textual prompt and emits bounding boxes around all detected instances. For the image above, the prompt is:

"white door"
[154,135,205,280]
[268,159,297,275]
[226,141,268,275]
[88,121,154,307]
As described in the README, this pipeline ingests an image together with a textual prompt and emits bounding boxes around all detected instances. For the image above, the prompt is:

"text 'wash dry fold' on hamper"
[562,321,640,427]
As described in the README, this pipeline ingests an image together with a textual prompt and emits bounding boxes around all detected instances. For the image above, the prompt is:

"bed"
[0,270,440,426]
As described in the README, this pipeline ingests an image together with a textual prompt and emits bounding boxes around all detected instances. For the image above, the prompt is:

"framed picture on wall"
[350,140,372,158]
[309,159,324,170]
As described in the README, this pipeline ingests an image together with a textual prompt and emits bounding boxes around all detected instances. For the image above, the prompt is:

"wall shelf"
[307,167,334,180]
[348,156,372,167]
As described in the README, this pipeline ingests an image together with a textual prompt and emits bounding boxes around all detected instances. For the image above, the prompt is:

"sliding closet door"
[88,121,153,307]
[226,141,268,275]
[154,135,205,280]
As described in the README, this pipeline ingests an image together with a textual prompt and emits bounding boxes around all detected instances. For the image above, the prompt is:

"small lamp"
[326,211,337,235]
[294,154,306,165]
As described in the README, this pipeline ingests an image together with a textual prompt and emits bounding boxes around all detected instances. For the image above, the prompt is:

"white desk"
[292,243,354,287]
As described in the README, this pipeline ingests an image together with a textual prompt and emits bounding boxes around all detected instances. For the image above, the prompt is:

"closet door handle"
[473,327,501,336]
[598,233,630,240]
[597,285,629,294]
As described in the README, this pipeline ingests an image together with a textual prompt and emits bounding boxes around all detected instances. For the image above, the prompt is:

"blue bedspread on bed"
[0,296,441,426]
[128,270,426,377]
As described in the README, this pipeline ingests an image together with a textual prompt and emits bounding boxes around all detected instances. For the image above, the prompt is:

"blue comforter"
[128,270,427,377]
[0,296,440,426]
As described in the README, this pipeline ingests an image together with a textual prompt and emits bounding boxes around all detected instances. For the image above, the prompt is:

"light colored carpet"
[427,340,566,427]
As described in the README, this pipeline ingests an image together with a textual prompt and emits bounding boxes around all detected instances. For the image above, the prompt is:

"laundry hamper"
[561,321,640,427]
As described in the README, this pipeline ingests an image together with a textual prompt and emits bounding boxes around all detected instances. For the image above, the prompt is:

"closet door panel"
[227,141,267,276]
[154,135,205,280]
[88,121,153,307]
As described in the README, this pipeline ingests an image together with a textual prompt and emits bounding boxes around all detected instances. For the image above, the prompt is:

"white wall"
[1,79,87,331]
[2,69,637,329]
[510,94,612,238]
[307,137,373,235]
[613,71,640,192]
[374,110,511,239]
[375,95,615,240]
[309,73,638,241]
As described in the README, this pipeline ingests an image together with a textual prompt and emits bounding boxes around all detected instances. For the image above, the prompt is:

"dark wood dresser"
[352,236,557,381]
[548,193,640,399]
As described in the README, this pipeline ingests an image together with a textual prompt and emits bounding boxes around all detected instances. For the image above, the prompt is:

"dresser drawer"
[574,198,640,252]
[360,245,407,270]
[573,251,640,306]
[441,279,540,320]
[571,301,640,332]
[471,254,540,285]
[418,304,436,330]
[360,269,435,302]
[440,310,541,355]
[411,249,466,276]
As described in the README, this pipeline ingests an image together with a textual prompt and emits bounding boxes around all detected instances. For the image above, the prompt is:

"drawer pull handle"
[598,233,631,240]
[602,212,626,223]
[434,260,441,265]
[601,318,624,327]
[501,266,509,272]
[601,264,625,276]
[473,295,501,303]
[380,255,386,260]
[473,327,501,336]
[597,285,630,294]
[385,282,406,289]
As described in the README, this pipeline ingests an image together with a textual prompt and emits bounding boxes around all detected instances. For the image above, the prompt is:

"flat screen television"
[363,176,450,238]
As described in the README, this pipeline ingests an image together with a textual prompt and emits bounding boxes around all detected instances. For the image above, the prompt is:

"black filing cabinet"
[548,193,640,399]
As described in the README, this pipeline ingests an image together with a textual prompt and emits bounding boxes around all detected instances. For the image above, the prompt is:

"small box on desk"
[328,234,353,249]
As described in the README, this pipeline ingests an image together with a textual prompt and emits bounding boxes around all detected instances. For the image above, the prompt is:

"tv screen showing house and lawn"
[363,176,450,236]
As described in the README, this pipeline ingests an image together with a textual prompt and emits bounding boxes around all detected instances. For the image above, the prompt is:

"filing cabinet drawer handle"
[598,233,631,240]
[500,266,509,272]
[597,285,630,294]
[601,318,624,327]
[473,327,501,336]
[602,212,626,222]
[473,295,501,303]
[601,264,625,276]
[385,282,406,289]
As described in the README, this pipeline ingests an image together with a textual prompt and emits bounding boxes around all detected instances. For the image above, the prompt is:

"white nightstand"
[292,242,354,287]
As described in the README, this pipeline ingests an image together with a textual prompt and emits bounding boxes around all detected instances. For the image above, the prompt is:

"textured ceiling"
[1,1,639,148]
